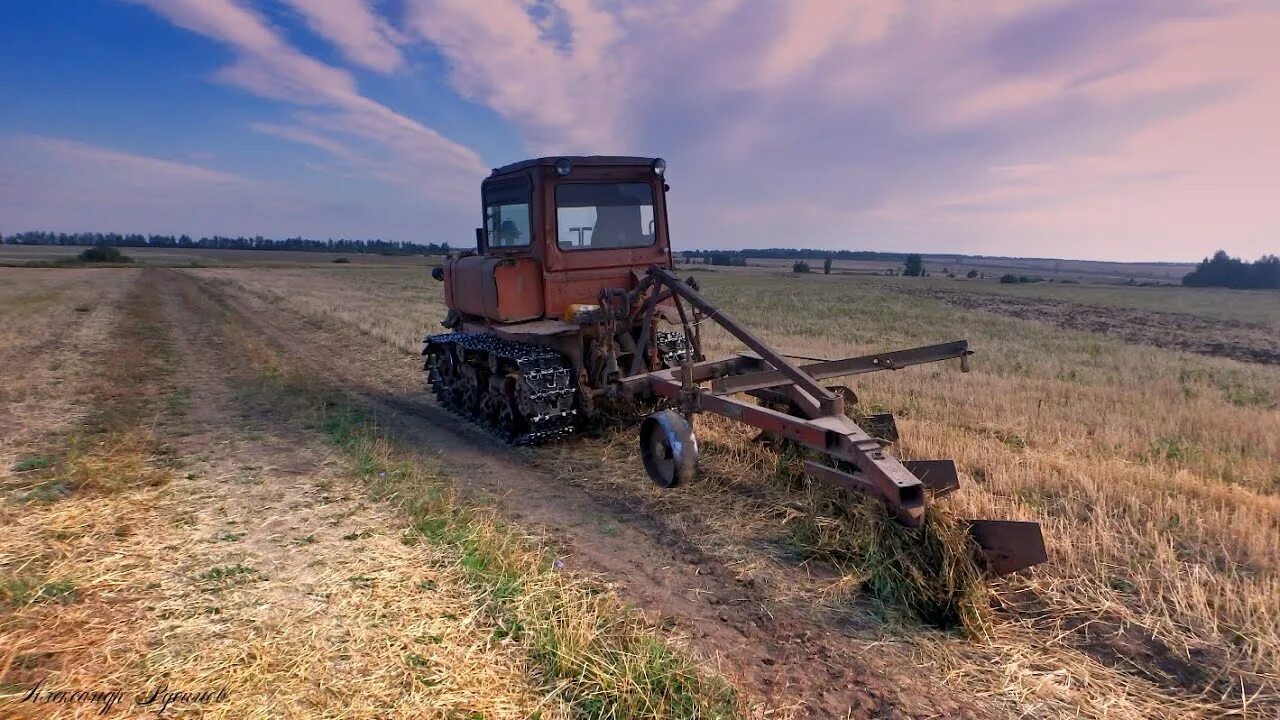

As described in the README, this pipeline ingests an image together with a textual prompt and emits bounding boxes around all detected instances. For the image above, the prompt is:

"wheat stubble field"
[2,257,1278,719]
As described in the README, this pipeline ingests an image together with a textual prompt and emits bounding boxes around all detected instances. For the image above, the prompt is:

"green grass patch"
[20,480,74,502]
[198,564,258,582]
[774,448,991,634]
[1,576,80,606]
[1147,436,1199,464]
[11,456,50,472]
[1219,378,1274,409]
[254,376,742,720]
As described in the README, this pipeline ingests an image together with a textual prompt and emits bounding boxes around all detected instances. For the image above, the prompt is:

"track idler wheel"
[639,410,699,488]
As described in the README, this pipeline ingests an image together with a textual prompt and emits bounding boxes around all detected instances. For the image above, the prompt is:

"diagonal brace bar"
[647,267,843,415]
[711,340,972,396]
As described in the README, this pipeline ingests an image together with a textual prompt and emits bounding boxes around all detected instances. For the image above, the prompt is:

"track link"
[656,329,693,367]
[424,332,578,445]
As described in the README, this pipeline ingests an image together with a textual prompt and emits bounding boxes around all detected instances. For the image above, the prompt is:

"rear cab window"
[556,182,655,250]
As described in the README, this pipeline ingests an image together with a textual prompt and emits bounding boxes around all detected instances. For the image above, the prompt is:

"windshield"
[556,182,655,250]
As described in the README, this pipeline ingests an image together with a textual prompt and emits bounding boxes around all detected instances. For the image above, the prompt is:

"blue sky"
[2,0,1277,262]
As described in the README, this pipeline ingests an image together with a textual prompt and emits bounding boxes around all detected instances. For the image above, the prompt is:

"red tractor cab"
[440,156,673,327]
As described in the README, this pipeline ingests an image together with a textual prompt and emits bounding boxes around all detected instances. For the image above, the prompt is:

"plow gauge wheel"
[640,410,699,488]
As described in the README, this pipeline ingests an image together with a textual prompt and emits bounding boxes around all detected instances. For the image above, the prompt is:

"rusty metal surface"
[711,341,972,395]
[459,318,580,338]
[645,373,929,526]
[623,267,1045,572]
[648,267,844,416]
[901,460,961,497]
[614,356,755,394]
[968,520,1048,576]
[449,158,674,327]
[802,460,924,525]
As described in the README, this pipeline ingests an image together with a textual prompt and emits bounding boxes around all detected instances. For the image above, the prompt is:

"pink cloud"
[278,0,406,73]
[405,0,630,152]
[129,0,487,193]
[249,122,361,162]
[31,136,250,186]
[0,134,463,240]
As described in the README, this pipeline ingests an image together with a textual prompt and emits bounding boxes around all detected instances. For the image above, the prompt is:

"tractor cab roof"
[489,156,659,177]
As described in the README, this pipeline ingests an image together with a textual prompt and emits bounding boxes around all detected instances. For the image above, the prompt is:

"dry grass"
[0,268,136,468]
[194,266,448,355]
[735,256,1197,285]
[200,264,1280,718]
[0,244,439,268]
[0,428,587,719]
[300,396,745,719]
[546,410,995,634]
[879,274,1280,328]
[209,282,747,719]
[1,268,741,719]
[684,273,1280,716]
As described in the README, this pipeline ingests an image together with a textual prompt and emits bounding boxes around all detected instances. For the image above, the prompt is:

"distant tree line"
[1000,273,1045,284]
[1182,251,1280,290]
[683,248,916,262]
[703,252,747,266]
[2,231,449,255]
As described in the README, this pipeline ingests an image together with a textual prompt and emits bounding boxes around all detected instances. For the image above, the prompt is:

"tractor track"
[0,268,137,462]
[165,268,997,719]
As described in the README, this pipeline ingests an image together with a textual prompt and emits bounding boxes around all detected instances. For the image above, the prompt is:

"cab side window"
[486,203,531,248]
[483,177,533,250]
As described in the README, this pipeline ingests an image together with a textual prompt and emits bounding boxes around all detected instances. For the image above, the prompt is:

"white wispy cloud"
[1,135,261,234]
[405,0,630,152]
[0,134,460,240]
[250,121,361,162]
[30,136,251,186]
[127,0,486,196]
[30,0,1271,259]
[278,0,406,73]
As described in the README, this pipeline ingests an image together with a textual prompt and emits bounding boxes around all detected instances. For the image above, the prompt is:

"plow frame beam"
[609,266,1046,575]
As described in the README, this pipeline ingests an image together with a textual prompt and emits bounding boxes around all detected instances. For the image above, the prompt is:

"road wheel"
[639,410,698,488]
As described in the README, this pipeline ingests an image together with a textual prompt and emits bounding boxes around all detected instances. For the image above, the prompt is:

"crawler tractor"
[426,156,1046,575]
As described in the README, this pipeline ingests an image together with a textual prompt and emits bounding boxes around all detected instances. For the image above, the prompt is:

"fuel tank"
[445,255,544,323]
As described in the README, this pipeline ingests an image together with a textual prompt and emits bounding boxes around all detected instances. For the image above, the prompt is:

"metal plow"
[609,267,1047,576]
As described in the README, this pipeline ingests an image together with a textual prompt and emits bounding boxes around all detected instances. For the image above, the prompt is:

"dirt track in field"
[149,270,571,718]
[0,269,135,465]
[165,268,997,719]
[4,269,578,719]
[896,285,1280,366]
